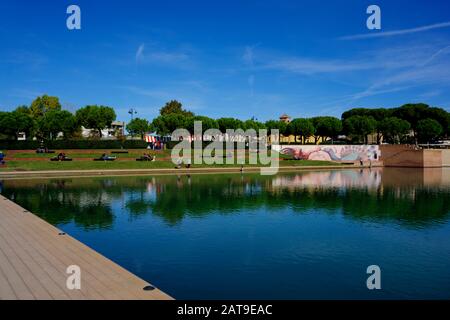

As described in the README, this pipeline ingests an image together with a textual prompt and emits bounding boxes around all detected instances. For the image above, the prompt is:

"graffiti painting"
[274,145,380,161]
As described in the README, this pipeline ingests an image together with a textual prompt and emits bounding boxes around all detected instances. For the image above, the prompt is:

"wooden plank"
[0,221,75,300]
[2,201,155,299]
[0,258,18,300]
[1,208,117,299]
[0,202,107,300]
[0,231,52,299]
[2,202,156,299]
[0,196,173,300]
[0,245,34,300]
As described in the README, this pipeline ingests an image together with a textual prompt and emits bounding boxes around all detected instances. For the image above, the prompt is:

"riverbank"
[0,163,381,179]
[0,148,385,178]
[0,159,340,171]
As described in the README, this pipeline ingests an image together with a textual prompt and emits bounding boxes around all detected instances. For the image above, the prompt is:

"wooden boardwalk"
[0,195,173,300]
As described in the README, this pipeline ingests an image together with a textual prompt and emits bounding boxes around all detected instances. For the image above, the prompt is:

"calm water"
[1,168,450,299]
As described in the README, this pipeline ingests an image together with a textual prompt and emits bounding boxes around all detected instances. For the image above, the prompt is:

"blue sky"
[1,0,450,122]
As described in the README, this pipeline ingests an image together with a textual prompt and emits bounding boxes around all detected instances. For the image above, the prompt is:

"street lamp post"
[128,108,137,121]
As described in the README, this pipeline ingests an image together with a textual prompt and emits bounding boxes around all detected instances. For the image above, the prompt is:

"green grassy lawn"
[0,148,350,171]
[0,159,344,171]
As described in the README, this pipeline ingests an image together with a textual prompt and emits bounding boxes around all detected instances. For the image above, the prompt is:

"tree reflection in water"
[1,168,449,229]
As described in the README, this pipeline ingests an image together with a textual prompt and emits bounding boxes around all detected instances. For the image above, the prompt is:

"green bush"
[0,140,40,150]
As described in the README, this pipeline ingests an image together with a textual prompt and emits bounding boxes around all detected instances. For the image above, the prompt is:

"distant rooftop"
[279,114,291,123]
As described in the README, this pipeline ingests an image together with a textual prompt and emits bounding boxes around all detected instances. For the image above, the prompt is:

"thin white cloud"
[120,85,168,98]
[262,41,450,109]
[243,46,255,67]
[134,43,190,66]
[135,43,145,62]
[339,21,450,40]
[265,57,376,74]
[243,45,259,96]
[248,74,255,96]
[256,44,433,75]
[420,45,450,66]
[146,52,189,64]
[347,85,414,101]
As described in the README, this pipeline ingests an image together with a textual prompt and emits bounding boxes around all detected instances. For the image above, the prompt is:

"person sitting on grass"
[143,153,151,161]
[51,152,72,161]
[98,153,115,161]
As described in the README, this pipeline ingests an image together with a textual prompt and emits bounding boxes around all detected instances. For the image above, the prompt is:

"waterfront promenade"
[0,195,172,300]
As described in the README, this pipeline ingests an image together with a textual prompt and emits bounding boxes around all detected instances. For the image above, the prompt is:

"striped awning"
[144,135,171,143]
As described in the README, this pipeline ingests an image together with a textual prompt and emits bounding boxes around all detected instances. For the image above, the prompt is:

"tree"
[343,115,377,144]
[379,117,411,144]
[416,118,443,143]
[369,108,392,144]
[264,120,288,135]
[312,116,342,144]
[0,111,35,140]
[243,119,265,131]
[151,114,187,135]
[217,118,245,132]
[126,118,151,139]
[287,118,315,144]
[30,95,61,118]
[392,103,428,138]
[425,107,450,137]
[38,110,78,140]
[75,105,116,137]
[13,106,35,139]
[159,100,194,117]
[341,108,372,120]
[0,112,16,139]
[184,116,218,134]
[15,105,32,115]
[342,108,391,144]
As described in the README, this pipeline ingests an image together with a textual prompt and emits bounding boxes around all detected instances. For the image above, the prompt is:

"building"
[279,114,291,123]
[81,121,126,139]
[111,121,126,136]
[276,113,324,144]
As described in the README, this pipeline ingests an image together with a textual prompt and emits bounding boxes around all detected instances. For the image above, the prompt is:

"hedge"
[1,139,360,150]
[0,139,148,150]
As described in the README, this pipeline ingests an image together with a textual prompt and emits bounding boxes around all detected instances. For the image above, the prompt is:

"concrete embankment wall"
[272,144,449,168]
[380,145,450,168]
[442,149,450,167]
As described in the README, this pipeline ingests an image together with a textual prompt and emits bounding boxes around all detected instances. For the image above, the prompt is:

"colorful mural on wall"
[273,145,380,161]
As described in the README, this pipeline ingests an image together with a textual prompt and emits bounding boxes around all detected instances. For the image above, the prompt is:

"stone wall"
[442,149,450,167]
[380,145,449,168]
[273,144,449,167]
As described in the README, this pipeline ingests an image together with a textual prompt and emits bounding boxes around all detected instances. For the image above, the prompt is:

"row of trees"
[341,104,449,144]
[0,95,116,140]
[2,96,449,144]
[127,100,449,144]
[126,100,344,143]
